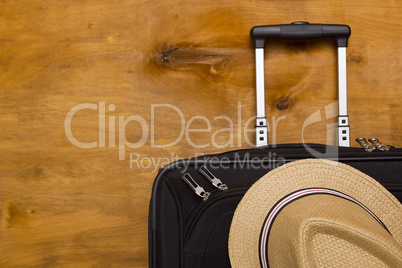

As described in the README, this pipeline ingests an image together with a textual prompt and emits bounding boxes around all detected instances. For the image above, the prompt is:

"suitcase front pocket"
[183,189,247,268]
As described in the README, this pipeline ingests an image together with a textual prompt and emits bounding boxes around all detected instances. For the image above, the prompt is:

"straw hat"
[228,159,402,267]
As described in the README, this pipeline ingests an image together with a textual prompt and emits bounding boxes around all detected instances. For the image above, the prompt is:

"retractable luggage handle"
[250,22,352,147]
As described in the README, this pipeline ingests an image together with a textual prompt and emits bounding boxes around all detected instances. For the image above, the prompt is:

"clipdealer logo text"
[64,101,339,171]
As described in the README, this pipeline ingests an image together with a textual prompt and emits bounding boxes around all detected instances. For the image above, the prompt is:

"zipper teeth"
[182,188,221,223]
[184,188,248,241]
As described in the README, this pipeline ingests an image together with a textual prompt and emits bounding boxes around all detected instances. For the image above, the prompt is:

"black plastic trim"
[250,22,351,48]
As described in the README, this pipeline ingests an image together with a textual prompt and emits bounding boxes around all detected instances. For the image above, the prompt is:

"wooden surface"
[0,0,401,267]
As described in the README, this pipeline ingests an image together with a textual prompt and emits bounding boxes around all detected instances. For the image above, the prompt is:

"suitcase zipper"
[198,166,228,191]
[368,138,391,151]
[183,187,248,241]
[182,167,228,201]
[356,138,393,152]
[182,173,211,201]
[355,138,376,152]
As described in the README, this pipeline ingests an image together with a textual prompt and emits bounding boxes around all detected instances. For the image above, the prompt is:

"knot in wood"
[348,56,361,63]
[275,97,290,111]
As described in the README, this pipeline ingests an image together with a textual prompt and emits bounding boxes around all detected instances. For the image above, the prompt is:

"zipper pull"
[182,173,210,201]
[368,138,391,151]
[355,138,376,152]
[198,166,228,191]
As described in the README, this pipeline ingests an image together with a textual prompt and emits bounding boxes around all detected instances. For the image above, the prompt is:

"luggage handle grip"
[251,22,351,147]
[250,22,351,48]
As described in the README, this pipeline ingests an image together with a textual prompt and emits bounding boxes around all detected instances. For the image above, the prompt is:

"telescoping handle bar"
[250,21,351,147]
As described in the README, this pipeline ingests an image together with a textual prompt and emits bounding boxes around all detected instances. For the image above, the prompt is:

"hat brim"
[228,159,402,267]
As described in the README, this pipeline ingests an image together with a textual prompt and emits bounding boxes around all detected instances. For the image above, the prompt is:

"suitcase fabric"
[148,23,402,268]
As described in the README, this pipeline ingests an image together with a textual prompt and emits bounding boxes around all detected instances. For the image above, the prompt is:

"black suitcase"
[148,22,402,268]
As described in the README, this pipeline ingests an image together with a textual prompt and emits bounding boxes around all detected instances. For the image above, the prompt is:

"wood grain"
[0,0,401,267]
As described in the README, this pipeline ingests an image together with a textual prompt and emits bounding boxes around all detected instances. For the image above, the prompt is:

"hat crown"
[266,194,402,267]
